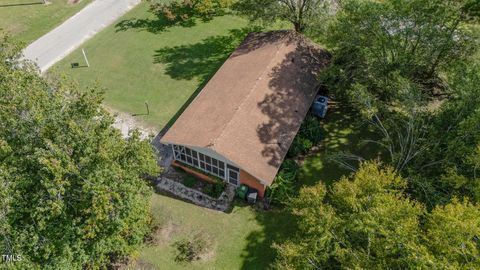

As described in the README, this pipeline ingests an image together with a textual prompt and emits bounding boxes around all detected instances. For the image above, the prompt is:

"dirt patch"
[151,221,180,245]
[105,106,158,139]
[67,0,82,4]
[198,244,216,262]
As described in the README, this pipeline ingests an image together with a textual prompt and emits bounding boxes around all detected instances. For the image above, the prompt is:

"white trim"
[166,142,267,186]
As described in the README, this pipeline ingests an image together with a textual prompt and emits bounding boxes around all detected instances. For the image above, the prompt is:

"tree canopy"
[0,37,158,269]
[275,162,480,269]
[149,0,233,24]
[233,0,333,33]
[322,0,479,104]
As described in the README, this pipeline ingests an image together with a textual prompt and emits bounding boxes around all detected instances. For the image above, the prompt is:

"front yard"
[0,0,91,44]
[51,2,250,130]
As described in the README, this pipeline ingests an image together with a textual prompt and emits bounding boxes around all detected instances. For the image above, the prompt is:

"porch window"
[172,144,227,179]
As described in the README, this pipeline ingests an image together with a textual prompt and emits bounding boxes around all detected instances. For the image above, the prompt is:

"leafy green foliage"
[425,198,480,269]
[213,183,225,198]
[183,175,197,188]
[233,0,332,33]
[323,0,479,103]
[149,0,233,24]
[266,160,299,204]
[274,162,480,269]
[406,63,480,205]
[0,37,158,269]
[288,114,323,157]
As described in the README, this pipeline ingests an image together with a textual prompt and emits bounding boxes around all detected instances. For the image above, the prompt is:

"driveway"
[23,0,140,73]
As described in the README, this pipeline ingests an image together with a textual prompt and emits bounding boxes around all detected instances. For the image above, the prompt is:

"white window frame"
[172,144,232,181]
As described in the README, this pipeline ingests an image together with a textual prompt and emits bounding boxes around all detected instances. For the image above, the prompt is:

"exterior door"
[227,165,240,186]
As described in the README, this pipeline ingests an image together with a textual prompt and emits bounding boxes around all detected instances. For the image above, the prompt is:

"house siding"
[240,169,266,198]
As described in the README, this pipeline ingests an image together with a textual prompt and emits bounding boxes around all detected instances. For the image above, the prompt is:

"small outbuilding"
[160,30,329,198]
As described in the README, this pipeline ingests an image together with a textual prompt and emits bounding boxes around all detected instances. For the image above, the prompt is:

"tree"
[149,0,233,23]
[322,0,479,103]
[407,63,480,205]
[274,162,480,269]
[233,0,333,33]
[0,36,159,269]
[425,198,480,269]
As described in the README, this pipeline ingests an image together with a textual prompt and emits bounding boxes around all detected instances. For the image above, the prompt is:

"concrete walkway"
[23,0,140,73]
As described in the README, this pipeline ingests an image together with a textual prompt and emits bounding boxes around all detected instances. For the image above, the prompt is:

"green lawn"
[51,2,252,130]
[298,105,382,186]
[131,194,295,270]
[0,0,91,45]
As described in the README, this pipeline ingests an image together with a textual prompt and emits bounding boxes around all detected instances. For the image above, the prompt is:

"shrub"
[300,137,313,152]
[301,115,323,143]
[287,114,323,158]
[213,183,225,197]
[173,233,209,263]
[287,136,304,157]
[266,159,300,204]
[203,185,213,196]
[183,175,197,188]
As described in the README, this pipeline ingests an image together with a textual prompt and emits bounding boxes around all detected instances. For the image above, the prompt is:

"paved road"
[23,0,140,73]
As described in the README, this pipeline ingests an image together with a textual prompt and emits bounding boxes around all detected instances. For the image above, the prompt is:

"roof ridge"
[211,36,288,151]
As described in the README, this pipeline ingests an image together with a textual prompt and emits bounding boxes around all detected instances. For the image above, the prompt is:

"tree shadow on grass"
[153,27,262,144]
[234,202,297,270]
[115,9,222,34]
[115,14,176,34]
[153,26,262,82]
[297,104,383,187]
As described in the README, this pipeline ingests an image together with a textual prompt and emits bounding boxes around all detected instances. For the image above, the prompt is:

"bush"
[266,159,300,204]
[213,183,225,197]
[287,136,304,157]
[173,233,209,263]
[183,175,197,188]
[203,185,213,196]
[301,115,323,143]
[287,114,323,158]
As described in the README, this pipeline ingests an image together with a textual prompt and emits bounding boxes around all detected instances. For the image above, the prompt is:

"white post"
[82,49,90,67]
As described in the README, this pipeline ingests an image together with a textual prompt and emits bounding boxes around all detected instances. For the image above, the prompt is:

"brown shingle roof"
[161,31,330,185]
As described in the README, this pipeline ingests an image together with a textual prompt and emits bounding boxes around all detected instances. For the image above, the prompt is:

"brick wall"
[239,170,266,198]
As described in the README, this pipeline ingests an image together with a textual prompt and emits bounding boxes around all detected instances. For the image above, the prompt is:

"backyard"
[127,105,378,269]
[131,194,295,270]
[0,0,91,44]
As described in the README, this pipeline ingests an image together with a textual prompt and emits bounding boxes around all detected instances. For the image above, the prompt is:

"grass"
[132,194,295,270]
[0,0,91,45]
[298,104,382,186]
[51,2,252,130]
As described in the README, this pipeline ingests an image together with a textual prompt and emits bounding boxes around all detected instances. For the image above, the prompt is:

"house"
[160,31,329,198]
